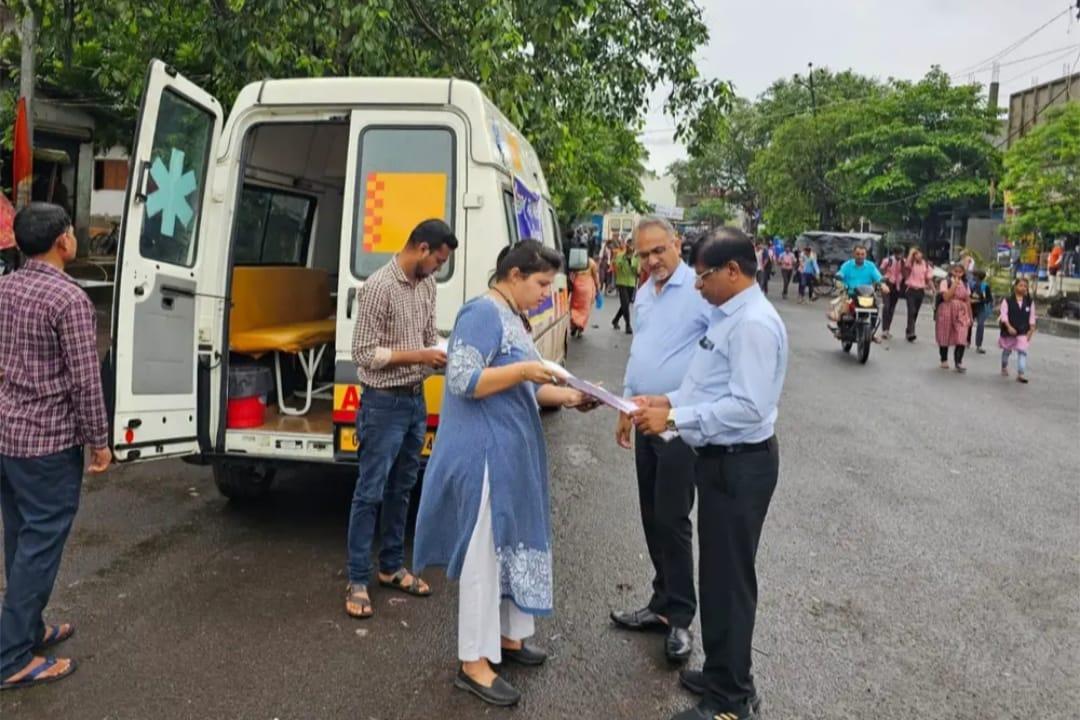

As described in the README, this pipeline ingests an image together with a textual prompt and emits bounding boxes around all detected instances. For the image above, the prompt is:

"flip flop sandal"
[345,584,374,619]
[378,568,431,597]
[1,657,77,691]
[35,623,75,651]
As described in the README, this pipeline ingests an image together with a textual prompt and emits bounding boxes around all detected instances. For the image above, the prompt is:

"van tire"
[212,461,275,501]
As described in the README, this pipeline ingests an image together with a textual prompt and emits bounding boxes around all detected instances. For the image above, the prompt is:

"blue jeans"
[1,447,83,678]
[346,388,426,586]
[1002,349,1028,374]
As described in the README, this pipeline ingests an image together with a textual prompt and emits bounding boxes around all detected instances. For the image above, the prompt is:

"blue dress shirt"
[835,259,883,291]
[667,284,788,447]
[622,262,713,398]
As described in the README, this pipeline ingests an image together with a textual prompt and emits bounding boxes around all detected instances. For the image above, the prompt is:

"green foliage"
[685,66,1001,238]
[670,98,762,228]
[829,68,1000,227]
[1001,101,1080,239]
[685,197,733,228]
[1,0,730,225]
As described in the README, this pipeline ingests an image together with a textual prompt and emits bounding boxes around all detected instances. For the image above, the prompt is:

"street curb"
[1040,316,1080,339]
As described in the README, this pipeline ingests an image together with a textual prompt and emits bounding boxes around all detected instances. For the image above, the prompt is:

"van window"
[502,190,519,245]
[542,207,561,252]
[352,127,455,280]
[139,89,214,267]
[234,185,315,265]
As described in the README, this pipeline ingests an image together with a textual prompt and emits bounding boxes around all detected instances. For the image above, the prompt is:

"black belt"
[362,383,423,397]
[697,436,774,457]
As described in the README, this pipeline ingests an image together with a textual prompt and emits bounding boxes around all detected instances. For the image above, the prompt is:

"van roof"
[225,76,549,198]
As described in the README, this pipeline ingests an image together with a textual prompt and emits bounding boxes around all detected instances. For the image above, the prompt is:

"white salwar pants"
[458,465,534,663]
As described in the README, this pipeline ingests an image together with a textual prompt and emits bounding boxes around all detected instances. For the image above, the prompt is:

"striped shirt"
[350,257,438,388]
[0,259,109,456]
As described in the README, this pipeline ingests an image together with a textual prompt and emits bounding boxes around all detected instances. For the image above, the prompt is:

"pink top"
[779,251,796,270]
[880,257,904,285]
[904,260,934,289]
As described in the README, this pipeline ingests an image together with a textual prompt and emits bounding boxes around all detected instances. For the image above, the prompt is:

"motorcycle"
[830,284,880,364]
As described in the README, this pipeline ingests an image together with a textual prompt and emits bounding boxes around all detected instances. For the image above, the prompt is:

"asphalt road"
[3,293,1078,720]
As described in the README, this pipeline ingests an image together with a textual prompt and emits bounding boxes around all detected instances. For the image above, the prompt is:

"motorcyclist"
[835,245,889,296]
[831,245,889,337]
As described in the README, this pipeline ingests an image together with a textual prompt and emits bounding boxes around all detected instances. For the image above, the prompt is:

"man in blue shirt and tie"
[633,228,788,720]
[612,217,712,664]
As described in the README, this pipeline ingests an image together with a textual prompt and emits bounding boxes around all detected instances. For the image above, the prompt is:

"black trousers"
[613,285,635,329]
[780,269,793,297]
[634,431,697,629]
[905,289,925,339]
[695,438,779,712]
[939,345,966,365]
[881,285,901,332]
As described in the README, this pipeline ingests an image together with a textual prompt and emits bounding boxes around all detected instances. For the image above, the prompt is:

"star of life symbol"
[146,148,197,237]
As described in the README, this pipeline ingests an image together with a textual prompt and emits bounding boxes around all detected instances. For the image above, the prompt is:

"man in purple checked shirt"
[0,203,111,691]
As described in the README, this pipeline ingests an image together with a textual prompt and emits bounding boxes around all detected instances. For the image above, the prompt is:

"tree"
[1,0,731,225]
[1001,101,1080,240]
[670,98,763,231]
[828,68,1000,236]
[685,197,734,229]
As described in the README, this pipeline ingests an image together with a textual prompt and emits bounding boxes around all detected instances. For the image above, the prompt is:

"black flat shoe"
[454,668,521,707]
[665,627,692,663]
[610,606,668,632]
[500,641,548,666]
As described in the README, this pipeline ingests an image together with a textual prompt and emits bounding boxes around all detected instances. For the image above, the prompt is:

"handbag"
[595,293,603,309]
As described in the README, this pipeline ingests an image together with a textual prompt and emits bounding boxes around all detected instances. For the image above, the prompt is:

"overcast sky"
[642,0,1080,174]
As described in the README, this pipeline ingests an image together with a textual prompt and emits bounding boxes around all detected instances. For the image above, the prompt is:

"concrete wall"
[965,218,1004,263]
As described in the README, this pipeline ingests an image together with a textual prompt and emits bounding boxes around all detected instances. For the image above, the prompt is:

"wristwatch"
[666,409,677,432]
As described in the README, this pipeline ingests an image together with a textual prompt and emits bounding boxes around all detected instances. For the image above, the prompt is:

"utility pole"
[19,2,35,146]
[807,62,817,116]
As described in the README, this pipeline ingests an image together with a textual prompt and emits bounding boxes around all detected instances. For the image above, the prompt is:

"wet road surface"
[3,295,1078,719]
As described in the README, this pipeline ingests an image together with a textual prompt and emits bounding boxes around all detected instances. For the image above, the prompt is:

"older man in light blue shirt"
[632,228,787,720]
[610,217,711,665]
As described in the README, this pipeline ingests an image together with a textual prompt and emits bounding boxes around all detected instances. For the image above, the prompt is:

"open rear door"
[108,60,223,462]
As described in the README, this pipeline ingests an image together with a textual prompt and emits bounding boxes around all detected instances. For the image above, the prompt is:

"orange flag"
[12,97,32,209]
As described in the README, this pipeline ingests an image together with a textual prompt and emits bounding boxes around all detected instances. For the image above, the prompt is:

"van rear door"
[107,60,223,462]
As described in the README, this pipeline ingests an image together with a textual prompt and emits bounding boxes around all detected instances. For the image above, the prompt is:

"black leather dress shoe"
[610,606,668,632]
[501,641,548,667]
[678,671,762,714]
[670,700,760,720]
[665,627,693,663]
[454,668,521,707]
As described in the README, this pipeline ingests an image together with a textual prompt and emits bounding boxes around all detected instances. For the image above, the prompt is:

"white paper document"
[542,360,636,413]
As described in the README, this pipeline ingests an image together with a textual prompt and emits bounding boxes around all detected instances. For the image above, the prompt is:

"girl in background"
[999,277,1036,384]
[935,263,972,372]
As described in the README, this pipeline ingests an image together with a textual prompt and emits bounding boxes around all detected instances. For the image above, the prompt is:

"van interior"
[224,121,348,441]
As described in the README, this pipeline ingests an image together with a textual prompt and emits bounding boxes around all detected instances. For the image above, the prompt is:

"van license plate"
[338,427,434,456]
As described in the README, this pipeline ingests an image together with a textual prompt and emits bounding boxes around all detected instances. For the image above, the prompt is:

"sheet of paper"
[541,360,679,441]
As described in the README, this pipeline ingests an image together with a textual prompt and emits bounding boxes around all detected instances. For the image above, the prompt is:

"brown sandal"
[378,568,431,597]
[345,584,373,619]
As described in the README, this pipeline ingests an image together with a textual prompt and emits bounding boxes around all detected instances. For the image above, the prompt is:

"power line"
[951,43,1080,78]
[1001,47,1080,84]
[953,4,1074,76]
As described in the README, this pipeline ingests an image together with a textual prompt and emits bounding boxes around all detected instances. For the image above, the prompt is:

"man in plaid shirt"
[0,203,111,690]
[344,219,456,621]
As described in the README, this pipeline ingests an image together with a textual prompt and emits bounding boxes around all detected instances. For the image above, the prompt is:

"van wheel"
[212,461,275,501]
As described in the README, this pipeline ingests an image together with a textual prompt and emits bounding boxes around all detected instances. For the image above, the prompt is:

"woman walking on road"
[903,247,935,342]
[413,241,597,708]
[968,269,993,353]
[935,263,973,372]
[779,245,797,298]
[569,254,600,337]
[999,277,1036,383]
[797,246,820,303]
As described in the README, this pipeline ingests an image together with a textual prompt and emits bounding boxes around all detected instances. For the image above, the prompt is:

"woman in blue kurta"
[414,240,596,707]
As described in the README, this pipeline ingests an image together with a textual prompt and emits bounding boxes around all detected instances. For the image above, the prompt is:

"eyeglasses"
[695,267,719,282]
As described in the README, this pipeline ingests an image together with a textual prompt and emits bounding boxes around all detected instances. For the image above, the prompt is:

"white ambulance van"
[105,60,570,498]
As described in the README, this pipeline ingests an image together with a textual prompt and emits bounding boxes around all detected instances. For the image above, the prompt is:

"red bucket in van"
[227,395,266,428]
